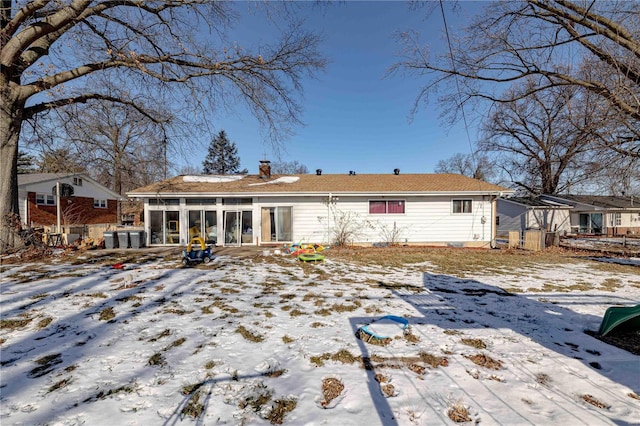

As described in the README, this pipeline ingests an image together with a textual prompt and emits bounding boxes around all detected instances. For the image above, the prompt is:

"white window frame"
[36,193,55,205]
[452,199,473,214]
[73,177,83,186]
[94,199,107,208]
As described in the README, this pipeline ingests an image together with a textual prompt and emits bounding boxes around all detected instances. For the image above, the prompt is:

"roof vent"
[393,168,400,175]
[349,171,356,176]
[316,169,322,176]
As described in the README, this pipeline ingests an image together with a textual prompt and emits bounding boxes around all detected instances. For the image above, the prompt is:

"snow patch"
[183,175,245,183]
[248,176,299,186]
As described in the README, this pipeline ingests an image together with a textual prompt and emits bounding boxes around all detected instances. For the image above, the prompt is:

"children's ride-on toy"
[182,237,215,266]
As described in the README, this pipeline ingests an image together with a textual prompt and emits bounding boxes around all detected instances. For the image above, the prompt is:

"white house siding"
[143,194,497,247]
[24,178,115,200]
[496,200,525,237]
[18,189,28,225]
[529,209,571,233]
[269,195,493,246]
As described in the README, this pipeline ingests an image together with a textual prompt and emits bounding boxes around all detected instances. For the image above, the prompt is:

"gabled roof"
[544,194,640,210]
[18,173,86,186]
[127,173,512,197]
[18,173,122,200]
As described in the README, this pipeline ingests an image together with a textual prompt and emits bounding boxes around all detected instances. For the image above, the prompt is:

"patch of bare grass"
[30,293,49,300]
[448,402,471,423]
[148,352,166,367]
[465,353,503,370]
[86,292,108,298]
[418,352,449,368]
[181,389,205,419]
[1,316,33,331]
[461,338,487,349]
[83,381,138,402]
[330,246,596,278]
[98,307,115,321]
[239,382,272,411]
[282,335,295,344]
[36,317,53,329]
[536,373,552,386]
[29,353,62,378]
[164,337,186,350]
[236,325,264,342]
[311,350,359,367]
[47,378,72,393]
[321,378,344,407]
[582,394,610,409]
[267,397,297,424]
[600,277,622,290]
[148,328,171,342]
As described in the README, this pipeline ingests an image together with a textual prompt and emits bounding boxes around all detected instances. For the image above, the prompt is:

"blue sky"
[181,1,486,175]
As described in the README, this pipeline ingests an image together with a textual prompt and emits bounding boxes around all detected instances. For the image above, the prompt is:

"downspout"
[491,193,502,248]
[327,193,331,246]
[56,181,61,233]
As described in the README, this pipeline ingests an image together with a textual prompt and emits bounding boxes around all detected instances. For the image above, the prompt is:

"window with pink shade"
[369,200,405,214]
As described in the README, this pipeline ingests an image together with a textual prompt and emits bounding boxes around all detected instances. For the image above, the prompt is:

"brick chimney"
[259,160,271,178]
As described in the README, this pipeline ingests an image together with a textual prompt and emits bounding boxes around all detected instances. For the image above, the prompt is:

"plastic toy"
[181,237,215,266]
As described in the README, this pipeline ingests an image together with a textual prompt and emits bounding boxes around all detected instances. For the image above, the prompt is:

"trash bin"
[104,231,118,249]
[129,230,145,249]
[117,231,130,249]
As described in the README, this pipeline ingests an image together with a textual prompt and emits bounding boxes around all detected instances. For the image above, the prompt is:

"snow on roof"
[247,176,300,186]
[183,175,245,183]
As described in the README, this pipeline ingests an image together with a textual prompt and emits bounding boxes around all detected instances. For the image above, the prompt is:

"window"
[261,207,292,242]
[73,177,83,186]
[369,200,405,214]
[149,198,180,206]
[579,213,603,234]
[36,193,55,205]
[185,198,216,205]
[223,198,252,205]
[614,213,621,226]
[94,199,107,208]
[452,199,472,214]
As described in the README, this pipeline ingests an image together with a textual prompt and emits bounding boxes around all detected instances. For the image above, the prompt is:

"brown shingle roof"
[127,173,511,196]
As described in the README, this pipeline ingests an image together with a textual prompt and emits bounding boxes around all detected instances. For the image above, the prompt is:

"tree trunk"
[0,88,25,254]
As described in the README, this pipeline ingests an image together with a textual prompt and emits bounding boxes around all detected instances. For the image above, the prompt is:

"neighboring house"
[496,196,573,238]
[542,194,640,236]
[126,162,513,247]
[497,194,640,237]
[18,173,122,228]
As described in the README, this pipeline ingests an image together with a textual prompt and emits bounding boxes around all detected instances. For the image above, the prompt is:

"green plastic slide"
[597,304,640,336]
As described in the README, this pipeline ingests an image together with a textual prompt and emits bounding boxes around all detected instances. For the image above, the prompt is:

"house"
[126,163,513,248]
[496,196,573,238]
[497,194,640,237]
[18,173,122,230]
[543,194,640,236]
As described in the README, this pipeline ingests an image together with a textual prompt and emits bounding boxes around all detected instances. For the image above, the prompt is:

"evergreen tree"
[202,131,242,174]
[17,151,36,174]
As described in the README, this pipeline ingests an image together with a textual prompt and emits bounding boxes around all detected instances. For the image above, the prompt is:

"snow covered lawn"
[1,248,639,425]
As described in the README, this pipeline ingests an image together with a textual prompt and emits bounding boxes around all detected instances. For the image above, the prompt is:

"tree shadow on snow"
[348,272,640,426]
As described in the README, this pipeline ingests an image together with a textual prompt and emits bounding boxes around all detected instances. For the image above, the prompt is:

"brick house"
[18,173,122,228]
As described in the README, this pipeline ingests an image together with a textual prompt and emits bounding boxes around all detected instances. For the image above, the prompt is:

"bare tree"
[37,147,86,174]
[434,153,495,182]
[479,82,596,194]
[61,101,168,195]
[271,160,308,174]
[0,1,326,253]
[393,1,640,158]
